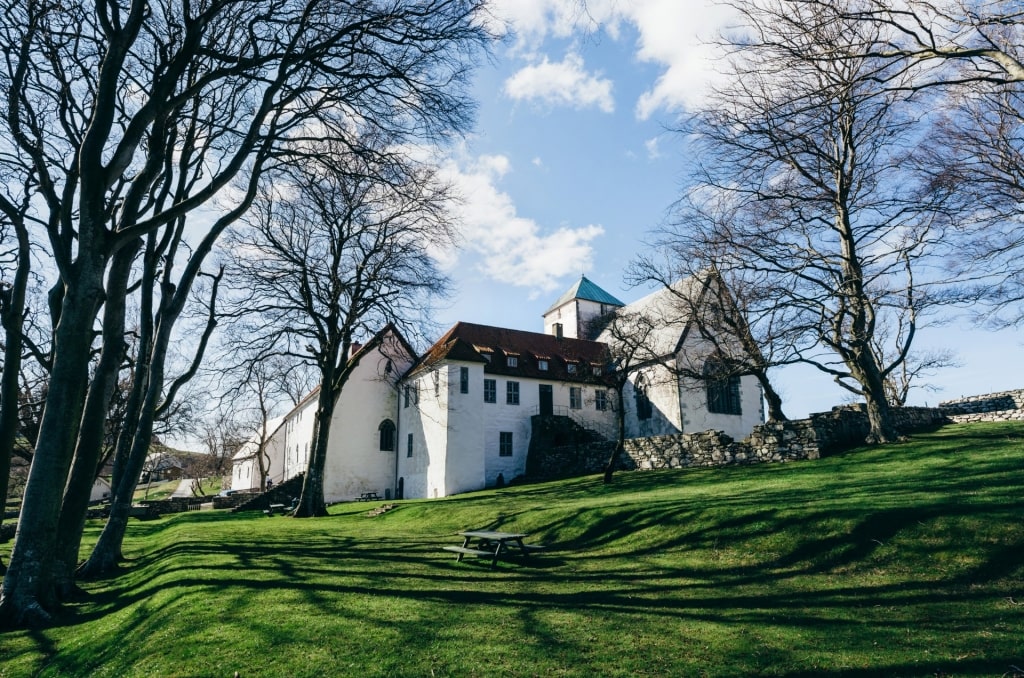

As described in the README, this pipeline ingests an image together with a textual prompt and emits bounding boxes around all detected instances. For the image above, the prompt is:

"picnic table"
[357,492,380,502]
[443,530,544,568]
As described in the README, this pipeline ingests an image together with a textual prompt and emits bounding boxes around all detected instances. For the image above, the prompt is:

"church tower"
[542,275,624,340]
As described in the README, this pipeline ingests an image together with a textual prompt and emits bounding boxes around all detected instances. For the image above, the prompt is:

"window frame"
[595,390,608,411]
[484,378,497,403]
[506,380,520,405]
[570,386,582,410]
[378,420,396,451]
[499,431,513,457]
[459,366,469,393]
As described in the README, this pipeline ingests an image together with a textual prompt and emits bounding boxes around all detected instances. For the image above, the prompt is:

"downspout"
[393,376,401,500]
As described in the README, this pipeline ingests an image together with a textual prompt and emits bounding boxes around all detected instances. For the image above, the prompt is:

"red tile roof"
[408,322,611,384]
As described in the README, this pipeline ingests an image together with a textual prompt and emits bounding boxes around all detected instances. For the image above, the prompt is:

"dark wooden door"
[539,384,553,416]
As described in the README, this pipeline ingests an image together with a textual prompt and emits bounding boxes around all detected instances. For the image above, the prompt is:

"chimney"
[553,322,563,339]
[349,342,363,359]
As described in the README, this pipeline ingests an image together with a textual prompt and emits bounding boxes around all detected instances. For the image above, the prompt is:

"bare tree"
[0,0,489,629]
[662,1,961,443]
[219,357,301,493]
[631,257,796,423]
[807,2,1024,323]
[222,140,455,516]
[590,310,660,483]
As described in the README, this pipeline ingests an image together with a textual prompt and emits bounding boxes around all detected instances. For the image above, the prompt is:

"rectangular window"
[460,366,469,394]
[567,362,577,374]
[406,433,413,458]
[507,355,518,368]
[506,381,520,405]
[592,365,602,376]
[570,386,582,409]
[484,378,496,403]
[537,359,548,371]
[595,390,608,411]
[499,431,513,457]
[404,385,410,408]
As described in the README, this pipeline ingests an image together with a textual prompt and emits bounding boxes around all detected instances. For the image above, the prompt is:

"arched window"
[704,358,742,415]
[378,419,396,451]
[634,375,653,420]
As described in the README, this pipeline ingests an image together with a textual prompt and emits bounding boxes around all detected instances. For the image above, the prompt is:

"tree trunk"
[53,243,139,598]
[293,395,334,518]
[755,371,788,423]
[79,308,174,579]
[855,358,899,444]
[603,384,628,484]
[0,218,31,573]
[0,254,107,628]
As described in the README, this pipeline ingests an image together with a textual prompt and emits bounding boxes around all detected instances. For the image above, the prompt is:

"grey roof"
[544,275,625,315]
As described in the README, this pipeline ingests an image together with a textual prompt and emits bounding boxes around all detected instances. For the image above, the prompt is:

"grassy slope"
[1,422,1022,677]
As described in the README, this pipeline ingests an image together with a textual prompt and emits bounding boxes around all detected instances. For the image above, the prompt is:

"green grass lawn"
[2,422,1023,677]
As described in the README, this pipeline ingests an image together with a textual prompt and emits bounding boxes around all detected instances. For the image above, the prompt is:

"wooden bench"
[263,503,287,516]
[442,545,495,561]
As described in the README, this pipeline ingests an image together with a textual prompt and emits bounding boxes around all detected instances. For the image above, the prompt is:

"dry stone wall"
[529,404,950,481]
[939,389,1024,423]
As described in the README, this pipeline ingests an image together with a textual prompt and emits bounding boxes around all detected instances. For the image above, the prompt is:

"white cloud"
[491,0,738,118]
[504,52,615,113]
[441,152,604,293]
[644,137,661,159]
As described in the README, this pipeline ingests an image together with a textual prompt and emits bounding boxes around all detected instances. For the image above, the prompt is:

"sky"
[426,0,1024,419]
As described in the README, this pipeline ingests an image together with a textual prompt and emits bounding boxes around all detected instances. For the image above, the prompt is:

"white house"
[229,416,286,491]
[231,275,765,501]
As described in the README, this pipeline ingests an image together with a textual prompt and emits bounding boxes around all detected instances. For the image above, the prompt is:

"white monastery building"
[231,275,765,501]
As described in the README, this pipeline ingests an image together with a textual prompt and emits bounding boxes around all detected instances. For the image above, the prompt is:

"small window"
[378,420,396,451]
[595,390,608,411]
[403,385,410,408]
[484,378,496,403]
[570,387,582,410]
[705,358,742,415]
[499,431,513,457]
[592,364,602,376]
[507,356,518,368]
[567,362,577,374]
[506,381,520,405]
[635,376,653,420]
[538,359,549,371]
[460,366,469,394]
[481,353,491,363]
[406,433,413,458]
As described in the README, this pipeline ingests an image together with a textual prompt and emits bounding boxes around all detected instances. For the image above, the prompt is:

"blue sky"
[430,0,1023,418]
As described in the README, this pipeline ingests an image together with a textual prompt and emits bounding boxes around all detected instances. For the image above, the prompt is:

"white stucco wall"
[395,361,618,499]
[396,372,445,499]
[679,373,764,441]
[624,363,685,438]
[441,363,487,495]
[230,421,287,491]
[282,395,317,483]
[322,342,407,503]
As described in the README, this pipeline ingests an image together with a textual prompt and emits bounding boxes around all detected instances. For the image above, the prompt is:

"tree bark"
[293,379,337,518]
[52,242,139,598]
[78,295,177,578]
[0,251,107,628]
[603,384,628,484]
[0,216,31,571]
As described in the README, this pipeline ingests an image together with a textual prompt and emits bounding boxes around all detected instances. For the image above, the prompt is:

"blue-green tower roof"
[544,275,624,315]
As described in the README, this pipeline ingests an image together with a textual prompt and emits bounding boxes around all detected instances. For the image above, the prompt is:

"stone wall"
[138,495,217,515]
[528,404,950,481]
[939,389,1024,423]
